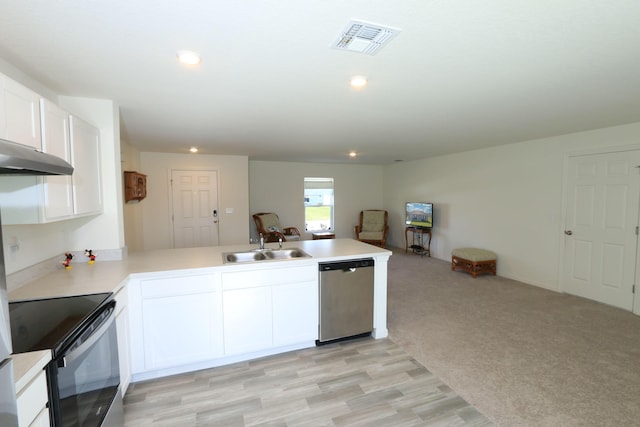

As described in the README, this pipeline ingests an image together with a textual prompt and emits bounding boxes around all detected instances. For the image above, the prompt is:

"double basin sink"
[223,248,311,264]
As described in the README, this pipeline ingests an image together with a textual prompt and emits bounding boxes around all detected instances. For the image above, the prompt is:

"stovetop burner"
[9,292,112,356]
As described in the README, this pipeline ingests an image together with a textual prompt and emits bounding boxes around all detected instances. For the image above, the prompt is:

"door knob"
[564,230,573,235]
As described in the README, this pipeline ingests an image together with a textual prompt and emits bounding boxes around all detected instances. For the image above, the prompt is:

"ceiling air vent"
[333,20,401,55]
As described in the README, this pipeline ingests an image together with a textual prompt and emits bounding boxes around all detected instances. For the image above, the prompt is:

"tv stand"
[405,227,431,257]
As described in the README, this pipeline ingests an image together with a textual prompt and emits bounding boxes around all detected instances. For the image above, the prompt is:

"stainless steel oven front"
[47,299,121,426]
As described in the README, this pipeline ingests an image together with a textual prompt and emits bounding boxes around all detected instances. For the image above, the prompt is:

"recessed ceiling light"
[177,50,201,65]
[189,147,198,153]
[349,151,357,158]
[350,76,367,88]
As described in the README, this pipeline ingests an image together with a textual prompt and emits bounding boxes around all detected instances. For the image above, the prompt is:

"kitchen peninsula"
[9,239,391,397]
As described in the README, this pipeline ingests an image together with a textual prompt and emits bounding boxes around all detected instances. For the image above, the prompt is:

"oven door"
[48,301,120,427]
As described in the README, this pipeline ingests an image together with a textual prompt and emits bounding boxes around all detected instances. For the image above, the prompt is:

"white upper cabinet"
[0,70,104,223]
[39,98,74,220]
[0,75,42,149]
[0,98,75,223]
[70,115,103,216]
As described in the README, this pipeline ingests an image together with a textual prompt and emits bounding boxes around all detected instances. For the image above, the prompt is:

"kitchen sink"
[223,251,269,263]
[265,248,310,260]
[223,248,311,264]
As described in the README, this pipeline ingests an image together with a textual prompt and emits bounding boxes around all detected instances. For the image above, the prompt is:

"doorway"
[170,169,219,248]
[562,149,640,311]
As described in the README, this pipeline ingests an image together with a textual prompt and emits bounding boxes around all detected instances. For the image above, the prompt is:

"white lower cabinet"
[16,369,48,427]
[129,264,318,380]
[114,285,131,395]
[222,264,318,356]
[28,407,49,427]
[222,285,273,355]
[129,273,223,375]
[272,280,318,347]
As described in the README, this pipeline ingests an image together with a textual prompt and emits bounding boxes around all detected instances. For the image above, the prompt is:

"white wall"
[121,141,144,252]
[2,221,80,274]
[0,57,57,101]
[249,161,384,241]
[140,152,249,250]
[384,122,640,291]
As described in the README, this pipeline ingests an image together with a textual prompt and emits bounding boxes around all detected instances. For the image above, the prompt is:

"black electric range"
[9,292,113,357]
[9,292,121,427]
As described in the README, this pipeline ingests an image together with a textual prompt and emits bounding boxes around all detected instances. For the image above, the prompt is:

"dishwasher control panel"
[318,258,374,271]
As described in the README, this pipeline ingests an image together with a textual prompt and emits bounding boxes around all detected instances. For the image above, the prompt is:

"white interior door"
[171,170,219,248]
[562,150,640,310]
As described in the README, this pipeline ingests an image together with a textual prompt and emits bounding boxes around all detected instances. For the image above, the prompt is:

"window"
[304,177,334,231]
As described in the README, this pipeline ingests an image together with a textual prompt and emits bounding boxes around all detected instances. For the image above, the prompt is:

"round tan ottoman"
[451,248,497,278]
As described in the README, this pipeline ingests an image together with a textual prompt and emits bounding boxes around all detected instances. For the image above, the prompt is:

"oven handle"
[60,304,116,368]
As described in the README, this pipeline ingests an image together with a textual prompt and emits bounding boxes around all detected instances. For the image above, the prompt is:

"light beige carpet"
[386,248,640,426]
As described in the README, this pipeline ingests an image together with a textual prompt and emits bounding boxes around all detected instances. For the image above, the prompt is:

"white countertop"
[7,238,391,392]
[12,350,51,393]
[9,238,391,301]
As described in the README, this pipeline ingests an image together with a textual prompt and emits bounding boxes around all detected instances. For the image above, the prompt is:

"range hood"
[0,138,73,176]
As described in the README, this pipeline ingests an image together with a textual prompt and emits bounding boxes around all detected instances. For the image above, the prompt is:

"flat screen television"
[405,202,433,229]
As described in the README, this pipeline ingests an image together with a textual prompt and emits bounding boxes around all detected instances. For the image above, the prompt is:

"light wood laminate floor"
[123,338,492,426]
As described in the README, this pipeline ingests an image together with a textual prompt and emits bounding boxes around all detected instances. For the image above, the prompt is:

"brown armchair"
[354,210,389,247]
[252,212,301,243]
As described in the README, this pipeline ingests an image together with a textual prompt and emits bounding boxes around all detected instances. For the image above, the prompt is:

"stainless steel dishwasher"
[318,258,375,343]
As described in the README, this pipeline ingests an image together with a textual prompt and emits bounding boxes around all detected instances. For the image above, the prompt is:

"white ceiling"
[1,1,640,164]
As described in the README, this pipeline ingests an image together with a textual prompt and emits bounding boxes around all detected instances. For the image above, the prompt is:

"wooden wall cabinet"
[124,171,146,202]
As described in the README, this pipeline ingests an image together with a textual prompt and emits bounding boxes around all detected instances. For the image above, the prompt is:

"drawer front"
[29,407,50,427]
[17,369,47,427]
[141,274,216,298]
[222,265,316,290]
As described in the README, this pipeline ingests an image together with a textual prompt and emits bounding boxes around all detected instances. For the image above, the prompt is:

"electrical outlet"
[9,236,20,252]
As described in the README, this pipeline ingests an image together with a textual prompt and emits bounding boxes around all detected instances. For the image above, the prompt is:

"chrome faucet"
[278,236,283,249]
[259,233,264,250]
